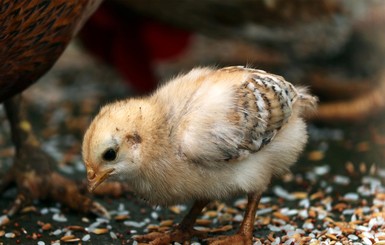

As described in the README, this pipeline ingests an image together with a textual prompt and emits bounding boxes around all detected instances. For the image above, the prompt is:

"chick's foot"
[207,234,252,245]
[207,192,261,245]
[1,96,109,218]
[134,228,207,245]
[134,200,209,244]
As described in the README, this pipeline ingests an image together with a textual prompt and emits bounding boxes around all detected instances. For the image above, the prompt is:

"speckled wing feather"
[176,66,313,164]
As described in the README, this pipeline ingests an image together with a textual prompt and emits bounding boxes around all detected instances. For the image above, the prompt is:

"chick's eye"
[102,148,117,161]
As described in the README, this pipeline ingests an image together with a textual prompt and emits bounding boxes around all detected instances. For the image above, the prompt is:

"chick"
[82,66,317,244]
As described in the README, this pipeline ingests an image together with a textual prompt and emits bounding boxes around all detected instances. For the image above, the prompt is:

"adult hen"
[0,0,110,218]
[83,66,317,244]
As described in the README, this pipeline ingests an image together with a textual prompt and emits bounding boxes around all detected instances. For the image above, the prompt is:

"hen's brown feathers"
[0,0,102,102]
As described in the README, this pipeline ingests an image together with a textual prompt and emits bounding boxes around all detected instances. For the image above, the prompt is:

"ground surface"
[0,43,385,245]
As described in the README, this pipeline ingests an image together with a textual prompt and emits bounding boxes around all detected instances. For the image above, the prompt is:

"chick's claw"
[206,234,253,245]
[133,232,172,245]
[134,229,207,245]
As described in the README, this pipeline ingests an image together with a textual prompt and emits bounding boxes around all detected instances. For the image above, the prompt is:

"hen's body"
[0,0,101,102]
[0,0,111,218]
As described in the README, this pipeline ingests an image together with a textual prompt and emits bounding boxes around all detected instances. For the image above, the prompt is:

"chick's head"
[82,100,143,192]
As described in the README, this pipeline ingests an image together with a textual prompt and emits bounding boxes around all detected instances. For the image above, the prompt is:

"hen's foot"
[1,96,109,218]
[0,144,110,218]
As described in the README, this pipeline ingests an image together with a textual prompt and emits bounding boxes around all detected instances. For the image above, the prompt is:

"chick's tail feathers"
[295,87,318,117]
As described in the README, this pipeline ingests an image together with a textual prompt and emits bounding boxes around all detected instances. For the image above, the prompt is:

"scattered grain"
[308,151,324,161]
[41,223,52,231]
[91,228,109,235]
[60,234,80,243]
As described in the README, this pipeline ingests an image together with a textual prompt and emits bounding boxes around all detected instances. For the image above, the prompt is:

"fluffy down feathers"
[82,66,317,205]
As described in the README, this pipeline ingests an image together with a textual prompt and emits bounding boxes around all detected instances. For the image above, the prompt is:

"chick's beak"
[87,168,115,193]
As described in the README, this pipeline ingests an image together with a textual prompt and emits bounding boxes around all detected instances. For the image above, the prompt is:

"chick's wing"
[160,67,299,165]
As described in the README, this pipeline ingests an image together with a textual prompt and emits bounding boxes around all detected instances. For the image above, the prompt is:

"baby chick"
[82,66,317,244]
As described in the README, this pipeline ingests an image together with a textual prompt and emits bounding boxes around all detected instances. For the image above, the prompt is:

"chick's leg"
[1,95,109,218]
[134,200,209,244]
[208,192,261,245]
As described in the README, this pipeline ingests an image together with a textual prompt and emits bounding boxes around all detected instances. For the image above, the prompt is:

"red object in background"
[80,2,191,94]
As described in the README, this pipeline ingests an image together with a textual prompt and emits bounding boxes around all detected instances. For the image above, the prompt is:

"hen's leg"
[0,166,14,193]
[134,200,209,244]
[1,95,109,218]
[207,192,261,245]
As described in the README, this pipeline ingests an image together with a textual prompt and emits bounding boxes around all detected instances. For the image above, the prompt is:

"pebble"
[233,214,244,222]
[256,208,273,216]
[49,207,61,213]
[52,213,68,222]
[82,217,90,223]
[344,193,359,201]
[268,225,282,232]
[0,215,9,226]
[342,209,355,215]
[234,198,247,208]
[124,220,148,228]
[314,165,330,175]
[362,237,373,245]
[298,209,309,219]
[334,175,350,185]
[151,211,159,220]
[52,229,62,236]
[5,232,15,238]
[299,199,310,208]
[260,197,272,203]
[284,209,299,216]
[118,203,126,212]
[273,186,295,200]
[96,217,110,223]
[82,234,91,241]
[303,222,314,230]
[110,231,118,239]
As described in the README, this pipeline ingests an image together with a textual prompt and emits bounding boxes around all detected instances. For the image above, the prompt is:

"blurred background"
[79,0,385,122]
